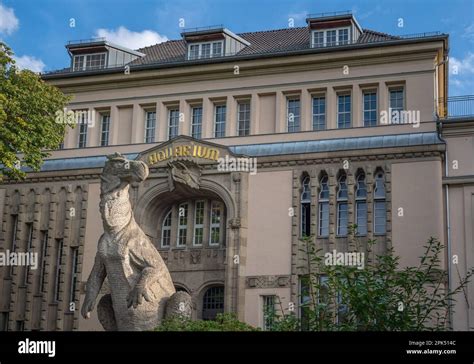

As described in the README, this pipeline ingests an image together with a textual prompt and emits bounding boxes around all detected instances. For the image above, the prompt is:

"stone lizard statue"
[81,152,192,331]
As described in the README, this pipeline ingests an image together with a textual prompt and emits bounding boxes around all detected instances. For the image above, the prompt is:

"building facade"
[0,12,473,331]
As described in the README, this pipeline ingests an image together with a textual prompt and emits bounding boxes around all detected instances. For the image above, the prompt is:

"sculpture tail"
[164,291,193,320]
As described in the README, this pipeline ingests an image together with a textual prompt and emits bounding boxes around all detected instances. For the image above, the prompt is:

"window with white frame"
[145,111,156,143]
[355,172,368,236]
[161,210,172,248]
[389,87,404,123]
[209,201,221,245]
[168,108,180,140]
[318,174,329,237]
[312,28,350,48]
[177,203,188,247]
[336,174,349,236]
[237,101,250,136]
[77,110,88,148]
[287,98,300,132]
[214,104,226,138]
[374,170,387,235]
[312,95,326,130]
[262,295,276,330]
[193,201,205,246]
[188,41,224,60]
[73,53,106,71]
[337,93,351,129]
[191,106,203,139]
[100,114,110,146]
[363,91,377,127]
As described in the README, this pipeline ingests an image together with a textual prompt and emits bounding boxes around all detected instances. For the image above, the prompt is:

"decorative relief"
[246,275,291,289]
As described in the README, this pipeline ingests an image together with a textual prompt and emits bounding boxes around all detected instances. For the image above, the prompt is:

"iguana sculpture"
[81,153,192,331]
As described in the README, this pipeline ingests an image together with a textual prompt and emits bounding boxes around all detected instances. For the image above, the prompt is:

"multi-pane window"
[100,114,110,146]
[73,53,106,71]
[191,106,203,139]
[363,91,377,127]
[301,176,311,237]
[23,223,33,286]
[177,203,188,247]
[337,94,351,129]
[168,108,180,140]
[312,96,326,130]
[161,210,172,248]
[237,102,251,136]
[193,201,205,246]
[326,30,337,46]
[287,98,300,132]
[374,171,387,234]
[145,111,156,143]
[54,239,64,302]
[318,175,329,237]
[338,28,349,45]
[390,88,404,122]
[313,31,324,47]
[39,231,48,294]
[214,105,226,138]
[188,41,224,60]
[69,247,79,304]
[299,276,311,331]
[9,215,18,278]
[336,174,349,236]
[210,201,221,246]
[312,28,350,47]
[77,111,88,148]
[202,286,224,320]
[262,295,276,331]
[355,173,368,236]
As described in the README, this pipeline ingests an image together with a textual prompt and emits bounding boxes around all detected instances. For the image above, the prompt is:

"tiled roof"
[130,27,400,66]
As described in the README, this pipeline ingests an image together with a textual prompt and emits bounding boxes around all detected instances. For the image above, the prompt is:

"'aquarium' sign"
[147,143,220,166]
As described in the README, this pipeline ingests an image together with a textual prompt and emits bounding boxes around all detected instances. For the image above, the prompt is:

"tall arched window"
[355,172,367,236]
[318,174,329,237]
[336,173,348,236]
[374,170,387,234]
[161,210,172,248]
[301,175,311,237]
[202,286,224,320]
[177,203,188,247]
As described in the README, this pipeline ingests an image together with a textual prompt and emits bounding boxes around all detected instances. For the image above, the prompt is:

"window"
[318,175,329,237]
[77,111,88,148]
[363,91,377,127]
[355,173,368,236]
[193,201,205,246]
[177,203,188,247]
[202,286,224,320]
[210,201,222,246]
[301,176,311,237]
[337,94,351,129]
[374,171,387,235]
[161,210,172,248]
[389,88,404,123]
[237,102,251,136]
[319,276,348,325]
[312,28,350,48]
[23,223,33,286]
[145,111,156,143]
[100,114,110,146]
[73,53,106,71]
[0,312,9,331]
[191,106,203,139]
[313,31,324,47]
[299,276,311,331]
[168,108,180,140]
[214,105,226,138]
[9,215,18,277]
[336,174,348,236]
[54,239,64,302]
[188,41,224,60]
[287,98,300,132]
[69,247,79,304]
[312,96,326,130]
[38,231,48,294]
[262,295,276,330]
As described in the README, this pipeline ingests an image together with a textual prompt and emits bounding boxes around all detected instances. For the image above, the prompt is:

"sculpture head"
[101,153,149,194]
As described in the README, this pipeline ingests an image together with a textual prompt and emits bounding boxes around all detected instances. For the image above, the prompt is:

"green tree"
[155,313,258,331]
[0,42,71,180]
[270,228,473,331]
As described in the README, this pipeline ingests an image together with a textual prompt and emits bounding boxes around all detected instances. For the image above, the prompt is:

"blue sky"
[1,0,473,95]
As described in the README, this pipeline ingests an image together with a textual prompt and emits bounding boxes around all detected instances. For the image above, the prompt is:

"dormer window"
[312,27,350,48]
[188,41,224,60]
[73,53,106,71]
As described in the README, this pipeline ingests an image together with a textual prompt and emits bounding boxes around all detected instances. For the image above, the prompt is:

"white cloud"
[463,23,474,42]
[94,26,168,50]
[0,2,19,35]
[450,53,474,75]
[13,55,45,73]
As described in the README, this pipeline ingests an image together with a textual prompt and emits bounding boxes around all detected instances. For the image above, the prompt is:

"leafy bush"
[155,313,258,331]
